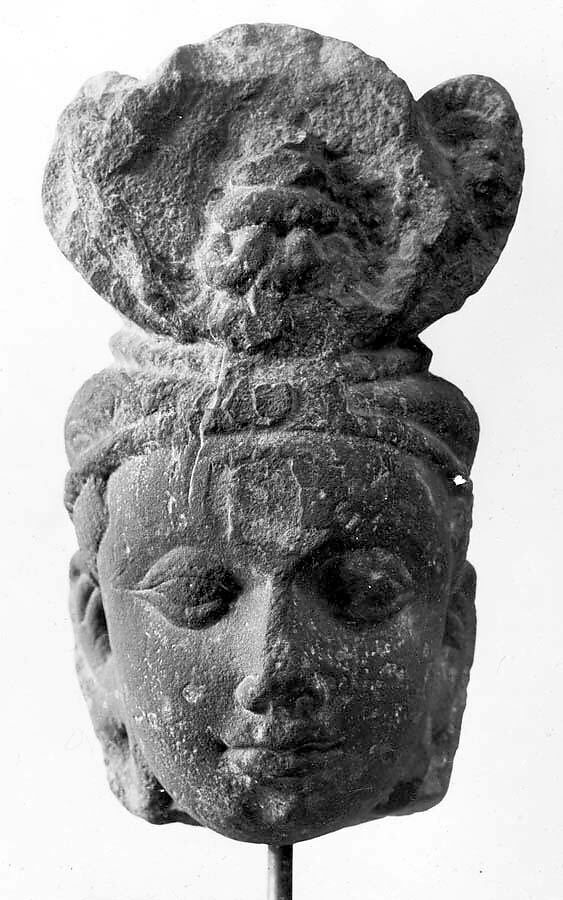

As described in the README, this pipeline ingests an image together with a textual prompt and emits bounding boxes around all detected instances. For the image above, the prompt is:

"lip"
[220,739,343,778]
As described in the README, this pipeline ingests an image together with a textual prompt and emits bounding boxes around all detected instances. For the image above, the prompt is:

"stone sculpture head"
[43,24,523,844]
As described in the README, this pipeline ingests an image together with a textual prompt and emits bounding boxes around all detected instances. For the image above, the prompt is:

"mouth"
[220,738,344,778]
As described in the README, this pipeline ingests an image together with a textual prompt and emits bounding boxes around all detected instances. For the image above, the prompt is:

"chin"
[175,763,401,844]
[191,791,359,845]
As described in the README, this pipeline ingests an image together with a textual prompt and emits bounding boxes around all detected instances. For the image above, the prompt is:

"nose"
[235,672,325,717]
[233,576,327,718]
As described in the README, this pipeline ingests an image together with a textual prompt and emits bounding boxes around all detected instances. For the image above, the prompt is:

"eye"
[320,549,413,626]
[136,550,240,629]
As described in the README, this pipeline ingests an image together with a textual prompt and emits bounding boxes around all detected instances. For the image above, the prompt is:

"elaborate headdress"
[44,24,522,511]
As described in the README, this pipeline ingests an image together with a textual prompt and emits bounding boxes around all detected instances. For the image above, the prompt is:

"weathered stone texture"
[44,24,523,354]
[44,24,523,843]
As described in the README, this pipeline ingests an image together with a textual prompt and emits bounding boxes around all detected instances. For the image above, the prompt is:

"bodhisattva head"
[43,24,523,843]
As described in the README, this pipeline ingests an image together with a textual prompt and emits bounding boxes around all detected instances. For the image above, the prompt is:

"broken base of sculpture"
[43,23,523,898]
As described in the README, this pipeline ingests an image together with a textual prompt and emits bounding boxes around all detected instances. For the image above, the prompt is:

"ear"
[69,550,112,672]
[434,558,477,749]
[373,558,477,819]
[413,74,524,331]
[69,551,196,825]
[415,560,477,810]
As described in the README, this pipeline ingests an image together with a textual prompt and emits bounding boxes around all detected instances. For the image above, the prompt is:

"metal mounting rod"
[267,845,293,900]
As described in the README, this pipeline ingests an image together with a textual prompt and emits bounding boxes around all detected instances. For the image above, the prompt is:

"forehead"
[104,434,450,562]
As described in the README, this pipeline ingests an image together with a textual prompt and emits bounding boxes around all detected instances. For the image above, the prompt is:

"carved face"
[89,433,473,843]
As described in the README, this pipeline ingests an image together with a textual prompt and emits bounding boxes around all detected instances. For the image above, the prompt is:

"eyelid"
[132,553,239,630]
[355,550,414,587]
[317,546,414,584]
[137,547,201,590]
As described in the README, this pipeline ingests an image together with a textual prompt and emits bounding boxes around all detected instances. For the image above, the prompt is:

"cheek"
[103,591,233,754]
[338,606,445,740]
